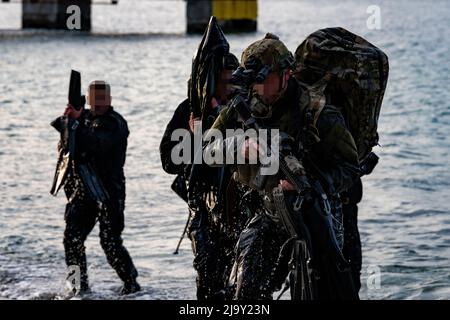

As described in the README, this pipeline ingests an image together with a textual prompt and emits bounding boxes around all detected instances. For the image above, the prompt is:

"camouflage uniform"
[204,34,360,299]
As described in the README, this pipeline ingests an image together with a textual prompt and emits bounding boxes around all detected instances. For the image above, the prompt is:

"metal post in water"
[22,0,91,31]
[187,0,257,34]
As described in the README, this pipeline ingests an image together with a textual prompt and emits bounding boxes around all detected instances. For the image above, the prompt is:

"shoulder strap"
[297,75,330,148]
[307,75,330,127]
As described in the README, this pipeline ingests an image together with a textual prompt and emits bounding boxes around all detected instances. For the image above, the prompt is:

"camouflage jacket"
[204,78,360,197]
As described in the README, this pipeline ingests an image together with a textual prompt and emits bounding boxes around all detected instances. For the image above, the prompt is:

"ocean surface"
[0,0,449,299]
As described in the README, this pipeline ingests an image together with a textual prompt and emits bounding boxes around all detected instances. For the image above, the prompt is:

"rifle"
[50,116,78,196]
[68,70,86,111]
[50,70,85,196]
[50,70,84,195]
[172,174,189,254]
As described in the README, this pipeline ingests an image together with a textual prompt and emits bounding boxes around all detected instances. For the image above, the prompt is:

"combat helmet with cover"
[238,33,295,118]
[240,33,295,74]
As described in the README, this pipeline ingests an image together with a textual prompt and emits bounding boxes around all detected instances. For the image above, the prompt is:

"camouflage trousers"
[226,192,356,300]
[226,212,288,300]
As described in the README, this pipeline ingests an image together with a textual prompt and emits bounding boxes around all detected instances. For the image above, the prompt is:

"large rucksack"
[294,27,389,161]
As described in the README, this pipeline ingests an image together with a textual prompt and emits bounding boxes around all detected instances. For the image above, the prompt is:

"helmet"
[241,33,294,74]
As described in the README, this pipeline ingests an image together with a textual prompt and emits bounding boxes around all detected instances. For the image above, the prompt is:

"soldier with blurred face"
[52,81,140,296]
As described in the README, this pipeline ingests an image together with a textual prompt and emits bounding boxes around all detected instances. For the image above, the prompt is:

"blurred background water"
[0,0,449,300]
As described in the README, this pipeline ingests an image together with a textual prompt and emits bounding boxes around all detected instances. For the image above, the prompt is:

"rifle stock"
[68,70,86,111]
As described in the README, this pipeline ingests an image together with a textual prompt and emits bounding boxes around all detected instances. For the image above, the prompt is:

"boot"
[120,278,141,295]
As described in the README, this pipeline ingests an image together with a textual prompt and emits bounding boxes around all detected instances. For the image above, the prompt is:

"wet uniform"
[205,78,360,299]
[53,107,138,290]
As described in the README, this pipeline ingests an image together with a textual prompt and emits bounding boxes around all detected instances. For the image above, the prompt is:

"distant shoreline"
[0,29,189,40]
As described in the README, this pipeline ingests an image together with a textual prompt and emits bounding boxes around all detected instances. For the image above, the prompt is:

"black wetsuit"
[53,107,138,289]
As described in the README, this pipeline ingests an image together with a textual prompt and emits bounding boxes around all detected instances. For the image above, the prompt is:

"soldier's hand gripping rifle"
[50,70,85,196]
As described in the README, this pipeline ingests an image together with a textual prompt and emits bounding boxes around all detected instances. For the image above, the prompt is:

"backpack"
[293,27,389,161]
